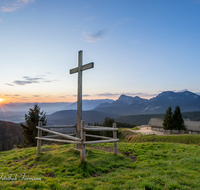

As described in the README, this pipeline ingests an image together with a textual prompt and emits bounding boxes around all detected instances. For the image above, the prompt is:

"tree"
[102,117,115,137]
[103,117,115,127]
[172,106,186,133]
[19,104,47,147]
[163,106,173,133]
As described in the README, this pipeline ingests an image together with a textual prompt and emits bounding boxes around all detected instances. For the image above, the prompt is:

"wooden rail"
[84,127,118,131]
[42,125,75,128]
[85,134,113,140]
[36,137,81,144]
[36,121,119,161]
[44,133,76,138]
[36,126,81,141]
[83,139,119,144]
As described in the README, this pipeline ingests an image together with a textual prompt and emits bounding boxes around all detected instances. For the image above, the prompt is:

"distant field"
[0,141,200,189]
[119,129,200,145]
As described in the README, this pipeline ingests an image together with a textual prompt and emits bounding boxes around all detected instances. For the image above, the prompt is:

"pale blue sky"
[1,0,200,103]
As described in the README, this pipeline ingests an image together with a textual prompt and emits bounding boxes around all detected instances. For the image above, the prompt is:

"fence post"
[113,123,117,155]
[80,120,86,162]
[36,121,42,156]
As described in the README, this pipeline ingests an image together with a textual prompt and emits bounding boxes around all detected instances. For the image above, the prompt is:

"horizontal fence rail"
[85,134,113,140]
[83,139,119,144]
[42,125,75,128]
[36,137,82,144]
[84,125,101,128]
[36,126,81,141]
[44,133,76,138]
[84,127,118,131]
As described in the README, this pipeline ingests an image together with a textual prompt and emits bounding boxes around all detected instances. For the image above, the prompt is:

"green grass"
[120,129,200,145]
[131,126,140,130]
[0,141,200,189]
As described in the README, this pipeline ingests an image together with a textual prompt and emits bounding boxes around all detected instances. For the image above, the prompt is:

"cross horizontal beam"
[70,62,94,74]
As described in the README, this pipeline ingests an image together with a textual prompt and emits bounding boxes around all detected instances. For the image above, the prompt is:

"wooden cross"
[70,50,94,148]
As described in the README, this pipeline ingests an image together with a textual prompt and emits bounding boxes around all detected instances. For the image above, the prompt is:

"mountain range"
[46,90,200,125]
[2,90,200,125]
[93,91,200,115]
[63,99,114,110]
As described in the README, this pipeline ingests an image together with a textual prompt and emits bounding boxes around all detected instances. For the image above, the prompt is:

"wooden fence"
[36,121,119,161]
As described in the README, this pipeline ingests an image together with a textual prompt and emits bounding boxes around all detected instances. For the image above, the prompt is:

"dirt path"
[128,128,165,136]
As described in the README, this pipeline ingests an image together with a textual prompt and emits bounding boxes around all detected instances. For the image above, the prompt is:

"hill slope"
[46,110,119,125]
[0,120,23,151]
[1,142,199,189]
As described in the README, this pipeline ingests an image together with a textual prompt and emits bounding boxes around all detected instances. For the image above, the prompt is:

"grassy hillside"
[120,129,200,145]
[0,141,200,189]
[0,120,23,151]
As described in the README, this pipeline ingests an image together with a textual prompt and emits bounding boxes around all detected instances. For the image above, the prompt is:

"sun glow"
[0,98,5,104]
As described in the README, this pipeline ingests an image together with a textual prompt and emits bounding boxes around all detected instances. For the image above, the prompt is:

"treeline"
[0,120,23,151]
[88,117,136,128]
[115,111,200,125]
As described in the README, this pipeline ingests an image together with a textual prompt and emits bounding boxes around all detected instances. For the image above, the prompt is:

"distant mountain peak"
[93,90,200,115]
[155,90,200,99]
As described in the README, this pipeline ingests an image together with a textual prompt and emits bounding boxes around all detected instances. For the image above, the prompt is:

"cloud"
[10,75,59,86]
[17,0,35,4]
[44,79,60,83]
[4,94,20,97]
[1,0,35,12]
[0,19,2,22]
[83,29,106,42]
[72,94,90,97]
[5,83,14,86]
[59,96,66,98]
[175,89,188,92]
[13,76,42,85]
[33,95,40,97]
[96,93,120,97]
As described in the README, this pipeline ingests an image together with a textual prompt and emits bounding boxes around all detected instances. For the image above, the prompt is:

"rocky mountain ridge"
[93,91,200,115]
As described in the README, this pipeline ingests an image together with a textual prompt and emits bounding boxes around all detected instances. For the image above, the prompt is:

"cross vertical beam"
[70,50,94,149]
[77,51,82,149]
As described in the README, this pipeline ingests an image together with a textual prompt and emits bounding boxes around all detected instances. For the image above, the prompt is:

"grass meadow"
[0,135,200,190]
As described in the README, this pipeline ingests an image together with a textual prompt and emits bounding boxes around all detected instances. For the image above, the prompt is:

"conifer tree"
[172,106,186,133]
[102,117,115,137]
[163,106,173,133]
[19,104,47,147]
[103,117,115,127]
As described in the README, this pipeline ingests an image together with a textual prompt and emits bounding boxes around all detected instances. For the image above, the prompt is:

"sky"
[1,0,200,103]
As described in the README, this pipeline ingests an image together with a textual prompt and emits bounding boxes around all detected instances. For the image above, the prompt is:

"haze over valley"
[1,90,200,125]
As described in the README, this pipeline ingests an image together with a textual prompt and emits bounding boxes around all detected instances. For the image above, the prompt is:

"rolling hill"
[46,110,119,125]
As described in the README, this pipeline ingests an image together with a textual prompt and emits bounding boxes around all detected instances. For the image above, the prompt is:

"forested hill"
[0,120,23,151]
